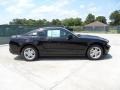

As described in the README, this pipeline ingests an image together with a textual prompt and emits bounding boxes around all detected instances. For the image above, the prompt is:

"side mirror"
[67,35,73,40]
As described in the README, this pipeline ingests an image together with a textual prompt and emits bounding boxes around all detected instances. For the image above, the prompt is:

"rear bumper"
[9,42,21,55]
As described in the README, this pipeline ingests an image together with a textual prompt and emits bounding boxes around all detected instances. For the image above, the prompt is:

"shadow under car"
[14,54,112,62]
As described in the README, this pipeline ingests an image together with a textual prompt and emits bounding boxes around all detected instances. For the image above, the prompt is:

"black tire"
[21,46,38,61]
[87,45,103,60]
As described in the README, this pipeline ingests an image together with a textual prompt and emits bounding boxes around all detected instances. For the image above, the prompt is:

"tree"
[85,13,95,24]
[96,16,107,24]
[35,19,44,26]
[109,10,120,25]
[9,18,28,25]
[73,18,83,26]
[9,18,83,26]
[62,18,82,26]
[51,19,61,25]
[42,19,50,26]
[9,19,50,26]
[62,18,74,26]
[26,19,36,25]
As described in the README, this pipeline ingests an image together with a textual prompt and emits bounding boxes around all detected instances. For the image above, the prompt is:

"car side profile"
[9,27,110,61]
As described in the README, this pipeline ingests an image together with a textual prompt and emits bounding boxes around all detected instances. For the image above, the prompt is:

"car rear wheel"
[87,45,103,60]
[21,46,38,61]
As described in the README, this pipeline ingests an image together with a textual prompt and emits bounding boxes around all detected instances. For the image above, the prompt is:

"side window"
[46,29,72,38]
[60,30,68,38]
[60,28,74,39]
[47,30,60,38]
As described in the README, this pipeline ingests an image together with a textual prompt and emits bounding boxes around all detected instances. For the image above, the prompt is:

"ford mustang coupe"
[9,27,110,61]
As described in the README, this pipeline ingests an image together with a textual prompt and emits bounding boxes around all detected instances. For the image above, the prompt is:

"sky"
[0,0,120,24]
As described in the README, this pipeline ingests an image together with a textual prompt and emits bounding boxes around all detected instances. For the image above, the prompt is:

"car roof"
[42,27,65,30]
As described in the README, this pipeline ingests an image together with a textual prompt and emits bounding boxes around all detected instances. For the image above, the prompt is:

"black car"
[9,27,110,61]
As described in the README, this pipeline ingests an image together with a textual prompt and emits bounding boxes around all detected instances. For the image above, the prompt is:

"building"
[84,21,108,31]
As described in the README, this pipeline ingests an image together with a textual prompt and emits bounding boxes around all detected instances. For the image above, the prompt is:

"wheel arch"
[20,44,39,54]
[86,42,105,55]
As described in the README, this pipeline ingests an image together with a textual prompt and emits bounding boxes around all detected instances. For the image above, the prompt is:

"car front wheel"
[87,45,103,60]
[21,46,38,61]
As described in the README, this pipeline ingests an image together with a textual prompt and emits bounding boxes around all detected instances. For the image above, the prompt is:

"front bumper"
[104,44,110,55]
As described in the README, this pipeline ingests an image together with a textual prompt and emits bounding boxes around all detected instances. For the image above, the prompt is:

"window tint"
[37,31,46,37]
[60,30,68,37]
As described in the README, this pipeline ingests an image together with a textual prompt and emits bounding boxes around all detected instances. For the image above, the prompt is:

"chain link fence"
[71,26,120,33]
[0,25,119,44]
[0,25,39,44]
[0,25,39,36]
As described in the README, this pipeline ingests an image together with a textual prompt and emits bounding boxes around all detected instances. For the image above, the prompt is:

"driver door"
[40,28,86,56]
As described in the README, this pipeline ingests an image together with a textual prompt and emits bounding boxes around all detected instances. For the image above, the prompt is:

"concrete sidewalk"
[0,34,120,90]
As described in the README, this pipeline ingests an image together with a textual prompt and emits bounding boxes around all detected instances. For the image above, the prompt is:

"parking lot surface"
[0,34,120,90]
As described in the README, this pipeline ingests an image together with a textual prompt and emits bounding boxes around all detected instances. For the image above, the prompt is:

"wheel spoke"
[90,46,102,59]
[24,48,36,60]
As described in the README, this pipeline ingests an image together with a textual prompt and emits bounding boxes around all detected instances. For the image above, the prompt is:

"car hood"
[78,34,109,43]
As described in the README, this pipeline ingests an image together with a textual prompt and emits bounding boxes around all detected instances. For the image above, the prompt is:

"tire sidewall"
[21,46,38,61]
[87,45,103,60]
